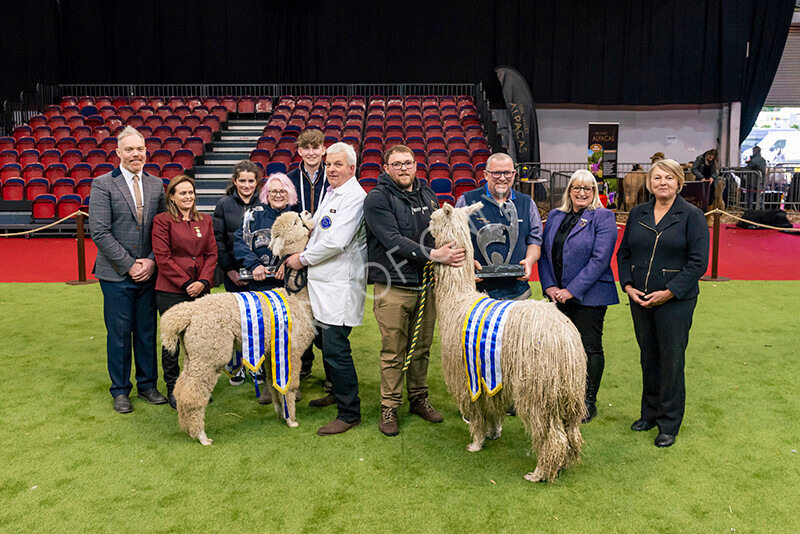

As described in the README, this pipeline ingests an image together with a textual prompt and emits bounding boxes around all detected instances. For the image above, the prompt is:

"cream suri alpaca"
[160,212,315,445]
[429,203,587,483]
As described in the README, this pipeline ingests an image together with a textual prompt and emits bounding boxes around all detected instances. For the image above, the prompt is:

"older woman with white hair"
[233,172,299,292]
[538,169,619,423]
[617,158,709,448]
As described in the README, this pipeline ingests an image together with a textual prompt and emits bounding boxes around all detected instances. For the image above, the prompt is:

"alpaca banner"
[462,296,519,401]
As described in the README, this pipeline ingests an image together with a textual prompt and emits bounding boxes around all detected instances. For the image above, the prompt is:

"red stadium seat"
[150,149,172,168]
[471,149,491,167]
[172,149,194,170]
[453,177,478,199]
[32,125,52,141]
[1,163,23,182]
[361,149,382,165]
[40,149,61,168]
[436,193,455,207]
[14,125,32,140]
[76,178,93,199]
[0,149,18,166]
[359,163,381,181]
[15,137,35,152]
[183,137,204,157]
[256,97,273,113]
[69,163,92,181]
[57,137,78,153]
[92,163,114,177]
[2,177,25,200]
[173,105,191,120]
[193,125,213,145]
[92,125,112,142]
[162,137,182,154]
[45,163,68,184]
[61,149,83,170]
[250,149,270,168]
[143,163,160,176]
[52,177,76,199]
[161,162,183,180]
[202,115,221,132]
[238,96,255,114]
[25,178,50,200]
[359,177,378,193]
[23,163,45,182]
[0,137,15,151]
[57,194,82,218]
[32,194,57,219]
[85,149,108,169]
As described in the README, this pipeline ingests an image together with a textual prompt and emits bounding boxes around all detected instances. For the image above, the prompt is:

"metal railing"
[57,83,479,100]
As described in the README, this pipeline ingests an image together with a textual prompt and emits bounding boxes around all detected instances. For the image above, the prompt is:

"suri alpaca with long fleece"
[429,202,587,483]
[160,212,315,445]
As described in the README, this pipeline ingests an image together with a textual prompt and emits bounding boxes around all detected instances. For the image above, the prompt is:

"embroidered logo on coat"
[320,215,332,229]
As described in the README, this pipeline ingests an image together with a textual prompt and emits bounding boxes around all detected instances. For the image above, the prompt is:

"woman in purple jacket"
[538,169,619,423]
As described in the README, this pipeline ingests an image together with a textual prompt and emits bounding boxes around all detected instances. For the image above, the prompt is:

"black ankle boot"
[582,402,597,423]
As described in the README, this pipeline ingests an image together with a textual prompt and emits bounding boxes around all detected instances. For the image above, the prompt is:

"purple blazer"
[538,207,620,307]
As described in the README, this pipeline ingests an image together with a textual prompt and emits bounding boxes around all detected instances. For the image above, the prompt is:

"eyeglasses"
[486,170,515,179]
[571,185,594,193]
[389,161,415,170]
[268,189,287,196]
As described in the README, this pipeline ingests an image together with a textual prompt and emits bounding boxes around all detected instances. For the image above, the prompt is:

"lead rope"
[403,261,435,372]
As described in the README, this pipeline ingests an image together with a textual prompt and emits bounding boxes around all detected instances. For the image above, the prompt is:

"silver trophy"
[474,200,526,278]
[238,207,279,282]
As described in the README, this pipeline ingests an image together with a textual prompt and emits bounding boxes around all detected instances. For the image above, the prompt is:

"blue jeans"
[99,277,159,397]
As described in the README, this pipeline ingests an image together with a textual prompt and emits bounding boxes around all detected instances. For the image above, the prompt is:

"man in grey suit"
[90,126,168,413]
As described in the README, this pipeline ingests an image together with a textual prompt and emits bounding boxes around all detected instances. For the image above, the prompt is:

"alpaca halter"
[402,261,435,372]
[279,255,308,294]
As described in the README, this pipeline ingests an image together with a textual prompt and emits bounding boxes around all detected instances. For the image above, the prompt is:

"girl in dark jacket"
[212,160,263,292]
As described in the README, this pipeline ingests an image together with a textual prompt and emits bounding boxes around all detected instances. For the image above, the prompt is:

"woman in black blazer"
[617,158,709,448]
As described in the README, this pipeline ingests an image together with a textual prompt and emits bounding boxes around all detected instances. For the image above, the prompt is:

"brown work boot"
[317,418,361,436]
[409,396,444,423]
[309,394,336,407]
[379,406,399,436]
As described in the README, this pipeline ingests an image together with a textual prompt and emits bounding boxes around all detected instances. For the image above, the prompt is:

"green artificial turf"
[0,281,798,533]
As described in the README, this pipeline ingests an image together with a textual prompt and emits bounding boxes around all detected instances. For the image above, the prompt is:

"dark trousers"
[629,296,697,436]
[318,321,360,423]
[156,290,197,394]
[301,333,325,377]
[557,301,607,405]
[100,278,158,398]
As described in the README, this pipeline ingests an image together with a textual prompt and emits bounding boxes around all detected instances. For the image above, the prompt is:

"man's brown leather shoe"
[379,406,399,436]
[409,396,443,423]
[309,394,336,407]
[317,418,361,436]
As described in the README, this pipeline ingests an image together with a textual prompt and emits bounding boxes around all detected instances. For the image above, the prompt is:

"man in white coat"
[284,142,367,435]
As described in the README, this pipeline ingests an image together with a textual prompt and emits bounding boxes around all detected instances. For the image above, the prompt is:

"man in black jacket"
[364,144,465,436]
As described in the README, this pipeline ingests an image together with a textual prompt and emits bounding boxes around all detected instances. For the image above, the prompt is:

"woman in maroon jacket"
[152,175,218,408]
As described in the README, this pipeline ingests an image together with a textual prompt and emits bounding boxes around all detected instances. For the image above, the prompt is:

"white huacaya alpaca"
[429,202,587,483]
[160,212,315,445]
